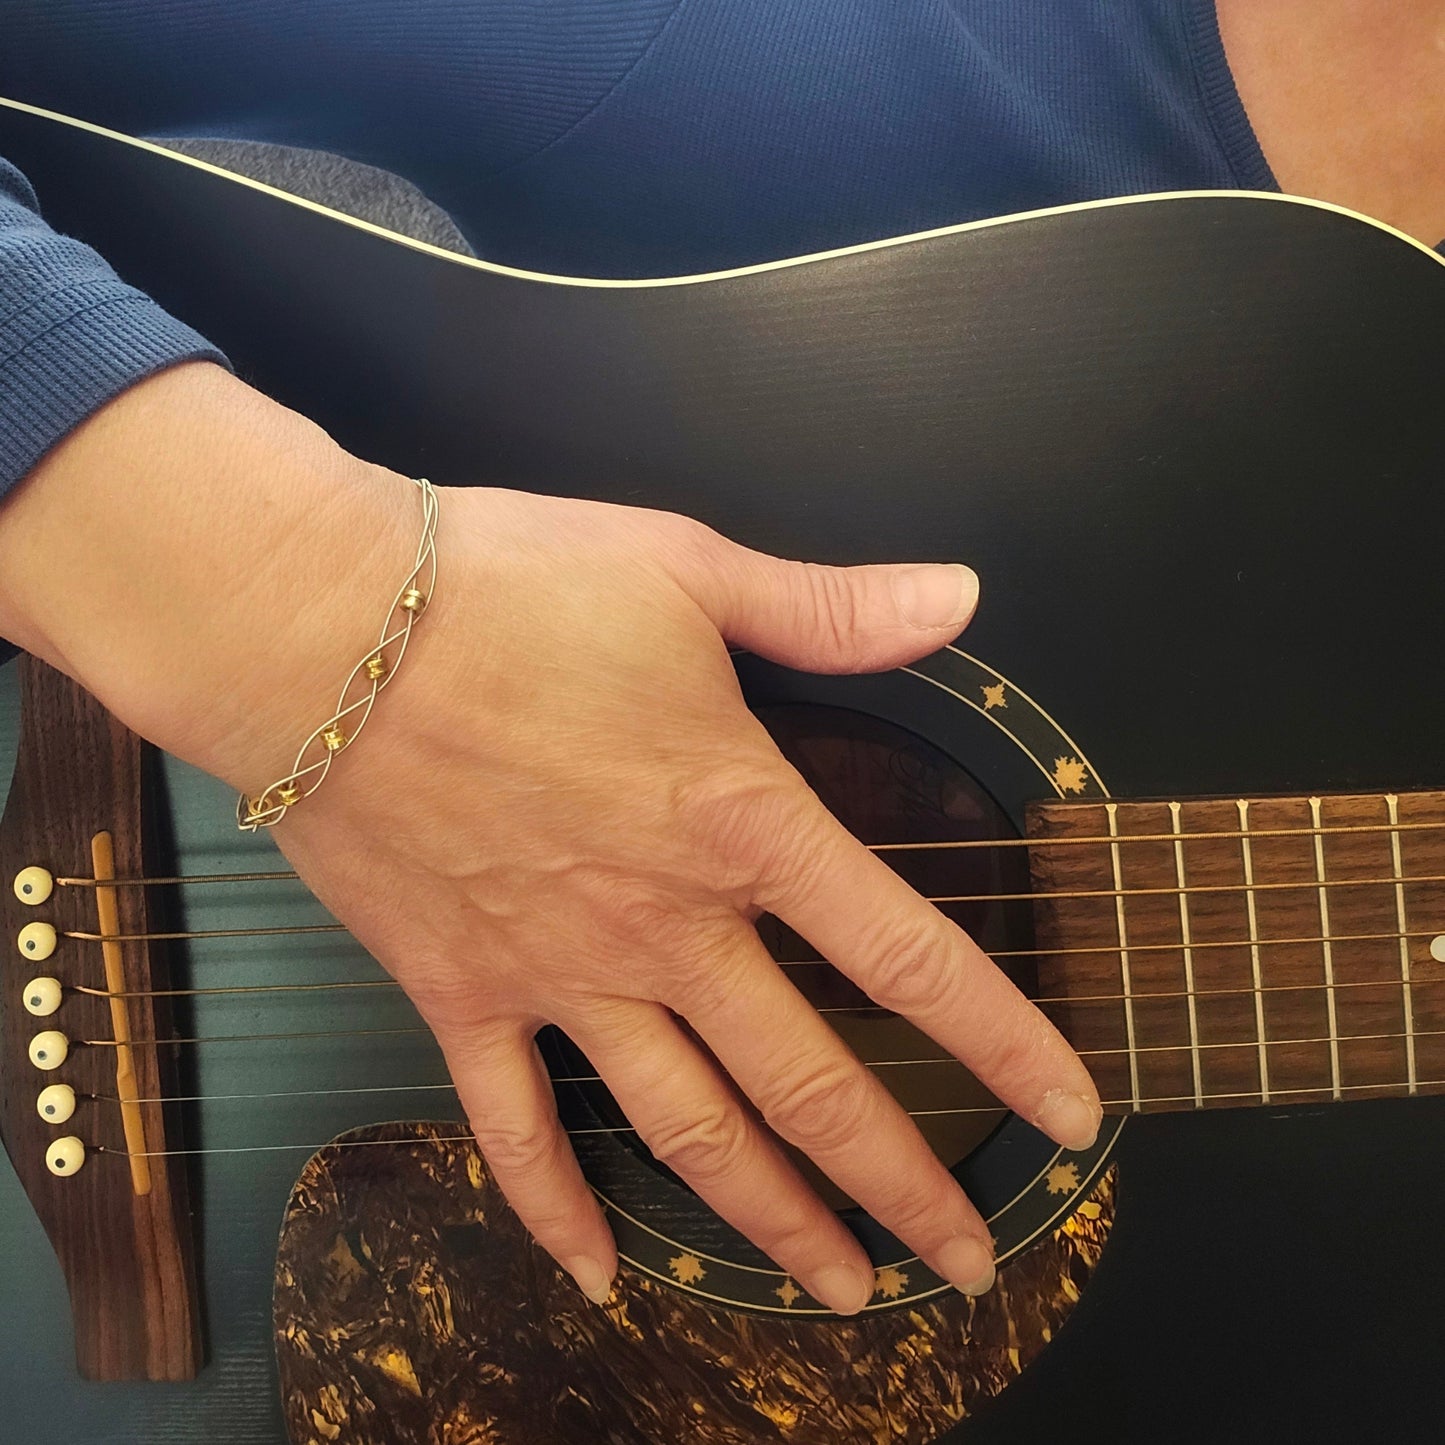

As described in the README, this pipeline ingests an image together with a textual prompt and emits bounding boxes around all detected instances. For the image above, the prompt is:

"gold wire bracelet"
[236,476,439,832]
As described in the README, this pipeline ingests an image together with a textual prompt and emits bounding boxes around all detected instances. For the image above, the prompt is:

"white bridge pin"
[45,1137,85,1177]
[17,921,57,961]
[28,1030,69,1071]
[36,1084,76,1125]
[12,866,54,905]
[22,976,62,1017]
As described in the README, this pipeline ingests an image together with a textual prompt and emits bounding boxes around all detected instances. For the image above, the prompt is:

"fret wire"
[51,815,1445,888]
[1168,803,1203,1108]
[1104,804,1141,1112]
[1309,798,1343,1101]
[1386,794,1419,1095]
[89,1073,1445,1158]
[1237,801,1270,1103]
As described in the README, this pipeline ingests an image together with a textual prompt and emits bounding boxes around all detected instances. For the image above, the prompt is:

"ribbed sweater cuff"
[0,282,229,494]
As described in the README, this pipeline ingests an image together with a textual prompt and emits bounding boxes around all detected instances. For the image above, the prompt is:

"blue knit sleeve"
[0,156,229,497]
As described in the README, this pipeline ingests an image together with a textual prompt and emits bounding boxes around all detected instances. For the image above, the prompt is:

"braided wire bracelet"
[236,476,439,831]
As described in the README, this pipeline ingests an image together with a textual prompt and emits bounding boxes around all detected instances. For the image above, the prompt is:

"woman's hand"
[273,487,1101,1313]
[0,362,1100,1315]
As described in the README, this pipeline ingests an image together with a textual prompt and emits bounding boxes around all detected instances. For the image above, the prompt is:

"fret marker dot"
[1430,936,1445,963]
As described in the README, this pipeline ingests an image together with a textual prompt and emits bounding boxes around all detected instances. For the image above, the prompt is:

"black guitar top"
[0,97,1443,1444]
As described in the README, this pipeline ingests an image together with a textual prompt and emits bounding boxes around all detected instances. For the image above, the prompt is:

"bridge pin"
[45,1137,85,1177]
[28,1030,69,1071]
[17,921,57,961]
[21,976,62,1017]
[36,1084,76,1125]
[12,866,54,905]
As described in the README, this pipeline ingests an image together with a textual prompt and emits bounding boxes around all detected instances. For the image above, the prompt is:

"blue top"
[0,0,1275,499]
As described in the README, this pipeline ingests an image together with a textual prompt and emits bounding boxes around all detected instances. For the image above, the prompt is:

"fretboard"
[1026,791,1445,1114]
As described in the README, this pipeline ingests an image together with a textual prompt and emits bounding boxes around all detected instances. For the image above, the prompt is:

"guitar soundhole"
[598,704,1036,1213]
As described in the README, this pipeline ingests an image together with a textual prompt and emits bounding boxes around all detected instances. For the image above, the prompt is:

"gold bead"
[245,796,267,819]
[278,784,302,806]
[400,588,427,614]
[365,654,389,681]
[322,728,347,752]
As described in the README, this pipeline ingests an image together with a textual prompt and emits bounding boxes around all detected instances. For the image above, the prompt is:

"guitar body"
[0,99,1442,1443]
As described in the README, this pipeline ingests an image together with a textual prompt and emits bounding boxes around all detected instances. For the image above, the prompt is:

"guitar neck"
[1025,790,1445,1115]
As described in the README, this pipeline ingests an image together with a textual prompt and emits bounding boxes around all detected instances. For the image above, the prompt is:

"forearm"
[0,360,417,793]
[0,351,1102,1315]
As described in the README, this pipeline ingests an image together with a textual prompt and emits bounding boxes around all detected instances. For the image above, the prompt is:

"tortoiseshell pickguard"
[274,1123,1114,1445]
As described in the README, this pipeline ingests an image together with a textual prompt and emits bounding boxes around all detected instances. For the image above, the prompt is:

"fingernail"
[563,1255,614,1306]
[936,1235,996,1296]
[1034,1089,1103,1152]
[808,1262,874,1315]
[890,564,979,629]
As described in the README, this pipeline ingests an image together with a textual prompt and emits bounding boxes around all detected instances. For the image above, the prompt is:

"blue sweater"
[0,0,1275,498]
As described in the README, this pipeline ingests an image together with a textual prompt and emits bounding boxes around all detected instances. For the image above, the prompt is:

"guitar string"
[875,817,1445,851]
[54,868,1445,945]
[909,872,1445,906]
[105,1043,1445,1112]
[63,912,1445,1082]
[58,821,1445,1138]
[65,923,346,942]
[58,869,299,887]
[46,813,1445,889]
[80,1021,1445,1061]
[66,940,1445,1008]
[92,1018,1445,1118]
[70,935,1445,1125]
[74,978,397,999]
[92,1073,1445,1160]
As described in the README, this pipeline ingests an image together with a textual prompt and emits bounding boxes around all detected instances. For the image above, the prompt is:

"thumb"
[672,531,980,674]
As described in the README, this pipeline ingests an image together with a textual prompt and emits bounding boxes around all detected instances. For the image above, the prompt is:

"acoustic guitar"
[0,97,1442,1444]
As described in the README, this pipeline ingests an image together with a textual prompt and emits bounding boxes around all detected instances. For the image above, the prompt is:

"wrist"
[237,475,438,830]
[0,361,420,789]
